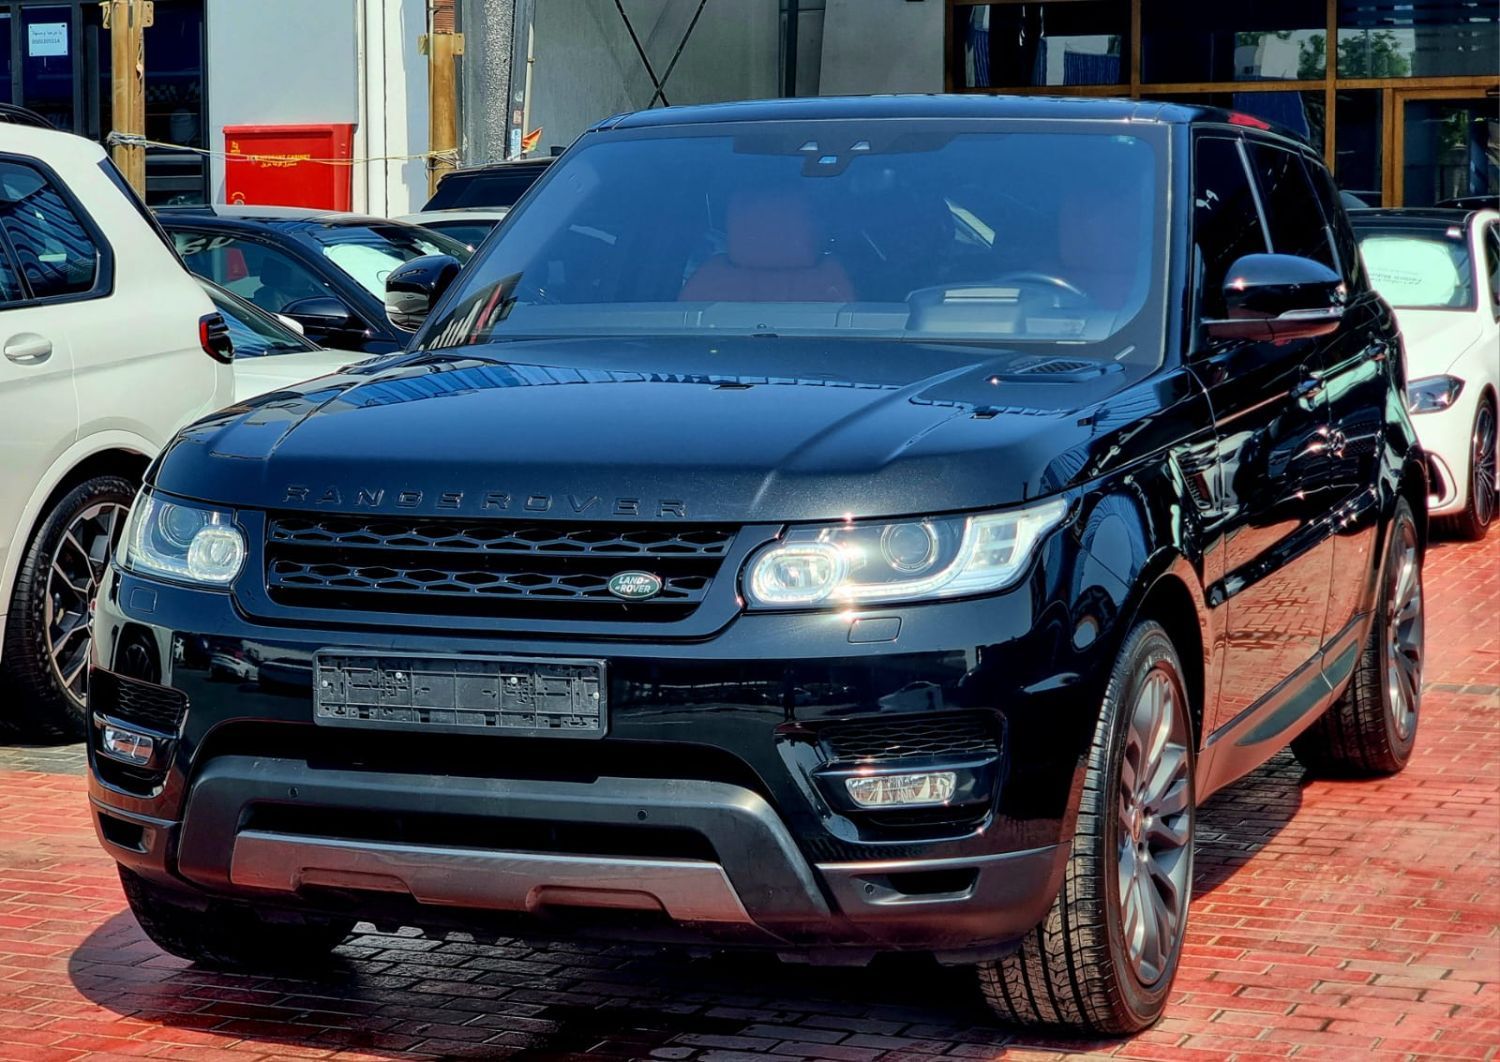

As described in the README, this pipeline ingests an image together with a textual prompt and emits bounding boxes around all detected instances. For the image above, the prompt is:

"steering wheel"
[991,271,1090,301]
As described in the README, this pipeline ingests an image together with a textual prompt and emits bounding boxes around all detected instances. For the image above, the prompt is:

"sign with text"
[27,23,68,58]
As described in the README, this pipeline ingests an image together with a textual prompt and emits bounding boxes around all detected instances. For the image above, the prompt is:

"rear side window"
[1247,144,1338,271]
[0,160,101,299]
[1303,158,1363,286]
[1485,222,1500,311]
[1193,136,1267,319]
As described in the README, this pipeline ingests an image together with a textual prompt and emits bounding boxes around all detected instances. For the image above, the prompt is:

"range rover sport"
[87,97,1425,1034]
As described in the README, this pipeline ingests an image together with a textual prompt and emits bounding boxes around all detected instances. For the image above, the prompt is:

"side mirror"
[281,296,356,340]
[1205,253,1347,342]
[276,313,306,336]
[385,254,463,333]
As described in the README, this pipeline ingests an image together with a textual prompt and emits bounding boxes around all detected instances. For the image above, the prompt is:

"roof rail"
[0,104,56,130]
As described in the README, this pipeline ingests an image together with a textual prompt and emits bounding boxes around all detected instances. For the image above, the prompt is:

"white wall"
[205,0,361,203]
[205,0,430,215]
[819,0,944,96]
[526,0,781,157]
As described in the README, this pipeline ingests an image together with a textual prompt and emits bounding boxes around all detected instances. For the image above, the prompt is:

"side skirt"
[1196,612,1370,800]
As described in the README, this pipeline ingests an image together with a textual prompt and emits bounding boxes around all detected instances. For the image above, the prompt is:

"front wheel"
[1444,398,1496,541]
[1293,497,1423,776]
[120,867,353,970]
[976,620,1195,1034]
[2,475,136,740]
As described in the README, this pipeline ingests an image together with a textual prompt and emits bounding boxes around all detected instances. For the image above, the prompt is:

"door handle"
[3,334,53,365]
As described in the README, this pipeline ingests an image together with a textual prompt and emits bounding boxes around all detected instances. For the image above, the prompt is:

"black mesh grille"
[819,714,996,765]
[264,515,736,620]
[90,669,188,734]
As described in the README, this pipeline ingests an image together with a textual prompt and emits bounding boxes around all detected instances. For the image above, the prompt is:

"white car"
[0,117,234,736]
[1354,207,1500,539]
[197,278,364,402]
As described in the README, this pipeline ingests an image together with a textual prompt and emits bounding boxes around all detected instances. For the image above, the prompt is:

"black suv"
[88,97,1425,1034]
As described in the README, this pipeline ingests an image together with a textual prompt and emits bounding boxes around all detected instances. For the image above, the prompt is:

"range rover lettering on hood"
[282,485,688,519]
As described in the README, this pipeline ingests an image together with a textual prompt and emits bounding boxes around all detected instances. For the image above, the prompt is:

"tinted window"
[1248,144,1338,270]
[0,244,23,304]
[1193,137,1268,318]
[0,160,101,299]
[1303,158,1362,285]
[202,283,315,359]
[422,219,501,249]
[293,223,469,299]
[174,231,333,314]
[424,123,1168,364]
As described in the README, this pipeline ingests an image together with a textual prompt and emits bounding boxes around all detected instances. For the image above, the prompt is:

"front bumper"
[88,529,1120,961]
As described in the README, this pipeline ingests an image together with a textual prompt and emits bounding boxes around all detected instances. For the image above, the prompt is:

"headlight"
[118,491,246,587]
[1407,375,1464,415]
[744,498,1068,609]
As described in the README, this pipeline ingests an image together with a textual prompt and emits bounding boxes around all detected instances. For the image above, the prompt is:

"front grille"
[819,713,996,765]
[263,514,737,621]
[90,669,189,734]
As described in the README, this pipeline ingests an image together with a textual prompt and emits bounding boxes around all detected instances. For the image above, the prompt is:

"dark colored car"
[158,205,470,354]
[422,156,554,211]
[91,97,1425,1035]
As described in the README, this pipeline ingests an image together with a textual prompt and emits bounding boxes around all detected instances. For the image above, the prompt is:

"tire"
[976,621,1195,1034]
[1442,398,1496,541]
[1,475,136,741]
[119,867,354,970]
[1293,498,1423,776]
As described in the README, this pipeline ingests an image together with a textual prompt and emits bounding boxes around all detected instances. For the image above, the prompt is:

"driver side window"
[1192,136,1267,320]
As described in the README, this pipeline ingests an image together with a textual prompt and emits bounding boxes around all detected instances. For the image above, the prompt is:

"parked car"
[0,120,234,738]
[197,278,362,402]
[91,97,1426,1035]
[1436,195,1500,212]
[158,205,470,355]
[394,209,510,250]
[1352,207,1499,539]
[422,156,554,212]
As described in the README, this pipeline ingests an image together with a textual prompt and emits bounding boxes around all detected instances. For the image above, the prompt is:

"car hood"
[156,337,1190,524]
[1392,308,1485,376]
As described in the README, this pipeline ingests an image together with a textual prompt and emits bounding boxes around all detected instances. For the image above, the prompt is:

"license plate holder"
[313,652,607,739]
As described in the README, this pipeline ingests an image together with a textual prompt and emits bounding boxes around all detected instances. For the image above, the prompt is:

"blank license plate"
[313,653,606,739]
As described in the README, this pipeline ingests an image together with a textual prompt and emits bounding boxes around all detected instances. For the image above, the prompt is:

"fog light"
[102,725,154,766]
[845,771,956,808]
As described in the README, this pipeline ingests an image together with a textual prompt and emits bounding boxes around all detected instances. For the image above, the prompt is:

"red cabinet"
[223,124,355,211]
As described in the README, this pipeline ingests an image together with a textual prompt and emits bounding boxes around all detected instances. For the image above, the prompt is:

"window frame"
[1483,220,1500,320]
[1188,129,1270,337]
[168,224,365,325]
[0,152,115,309]
[1242,137,1343,274]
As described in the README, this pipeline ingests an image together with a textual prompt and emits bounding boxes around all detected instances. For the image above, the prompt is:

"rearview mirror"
[386,254,464,333]
[1205,254,1346,342]
[281,296,356,340]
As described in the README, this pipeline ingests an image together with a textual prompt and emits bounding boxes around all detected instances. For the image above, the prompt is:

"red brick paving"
[0,537,1494,1060]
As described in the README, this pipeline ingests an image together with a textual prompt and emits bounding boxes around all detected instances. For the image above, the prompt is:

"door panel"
[0,300,78,600]
[1188,134,1335,738]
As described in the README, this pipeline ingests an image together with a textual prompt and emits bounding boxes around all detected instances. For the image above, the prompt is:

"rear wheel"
[1293,498,1423,776]
[976,621,1195,1034]
[120,867,353,970]
[1444,398,1495,541]
[2,475,135,740]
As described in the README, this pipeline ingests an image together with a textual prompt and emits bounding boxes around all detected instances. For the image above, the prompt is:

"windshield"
[202,282,314,358]
[1357,228,1475,310]
[421,121,1167,366]
[301,223,471,299]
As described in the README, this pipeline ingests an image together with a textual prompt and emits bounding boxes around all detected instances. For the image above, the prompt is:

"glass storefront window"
[956,2,1127,89]
[1142,0,1327,84]
[1338,1,1500,78]
[1402,97,1499,206]
[1336,90,1383,206]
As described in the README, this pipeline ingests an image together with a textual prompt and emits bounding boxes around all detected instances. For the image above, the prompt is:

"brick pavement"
[0,536,1494,1060]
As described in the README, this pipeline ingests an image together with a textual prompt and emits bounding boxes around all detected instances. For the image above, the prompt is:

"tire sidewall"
[5,474,136,736]
[1373,500,1422,762]
[1097,624,1197,1025]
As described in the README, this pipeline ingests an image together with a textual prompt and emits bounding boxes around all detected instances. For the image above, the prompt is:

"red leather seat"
[680,191,854,302]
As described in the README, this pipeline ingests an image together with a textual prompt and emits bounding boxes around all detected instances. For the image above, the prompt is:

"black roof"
[591,94,1309,145]
[156,204,374,224]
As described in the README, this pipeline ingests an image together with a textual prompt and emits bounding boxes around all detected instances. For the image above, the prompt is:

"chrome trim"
[230,830,756,925]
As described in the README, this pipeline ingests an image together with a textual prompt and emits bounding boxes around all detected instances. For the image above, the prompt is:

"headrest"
[727,191,819,270]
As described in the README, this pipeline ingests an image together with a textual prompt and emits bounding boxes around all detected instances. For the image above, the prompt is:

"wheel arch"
[1131,567,1209,749]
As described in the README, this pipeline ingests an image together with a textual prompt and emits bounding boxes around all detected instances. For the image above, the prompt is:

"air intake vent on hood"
[997,358,1119,382]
